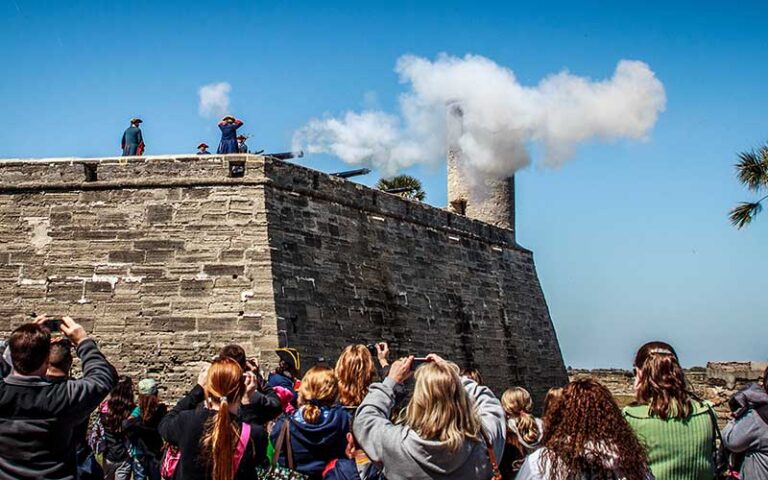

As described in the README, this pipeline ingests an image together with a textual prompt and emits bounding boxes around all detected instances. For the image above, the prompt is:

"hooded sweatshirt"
[353,377,506,480]
[271,405,350,480]
[722,383,768,479]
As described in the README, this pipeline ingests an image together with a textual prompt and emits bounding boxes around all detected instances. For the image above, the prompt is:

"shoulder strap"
[271,418,289,467]
[481,429,502,480]
[233,422,251,473]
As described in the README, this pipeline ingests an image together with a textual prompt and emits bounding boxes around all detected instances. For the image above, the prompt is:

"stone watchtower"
[447,103,515,235]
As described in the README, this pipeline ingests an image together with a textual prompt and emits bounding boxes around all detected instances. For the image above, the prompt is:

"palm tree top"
[730,142,768,229]
[376,174,426,201]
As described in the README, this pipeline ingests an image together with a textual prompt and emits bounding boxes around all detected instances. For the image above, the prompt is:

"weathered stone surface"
[0,155,567,400]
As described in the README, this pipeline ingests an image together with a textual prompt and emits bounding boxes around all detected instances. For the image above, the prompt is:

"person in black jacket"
[47,339,104,480]
[0,316,118,480]
[158,358,271,480]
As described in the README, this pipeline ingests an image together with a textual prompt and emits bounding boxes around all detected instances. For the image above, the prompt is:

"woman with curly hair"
[499,387,543,479]
[517,379,653,480]
[623,341,715,480]
[102,376,136,480]
[335,344,379,412]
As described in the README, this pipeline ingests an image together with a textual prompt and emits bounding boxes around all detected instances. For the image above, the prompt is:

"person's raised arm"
[240,371,282,424]
[56,316,118,420]
[159,364,208,445]
[353,356,413,462]
[723,410,762,453]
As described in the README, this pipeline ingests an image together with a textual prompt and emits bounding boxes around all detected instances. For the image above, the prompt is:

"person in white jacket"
[353,354,506,480]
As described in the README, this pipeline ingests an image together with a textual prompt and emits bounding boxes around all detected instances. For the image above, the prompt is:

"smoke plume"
[198,82,231,118]
[292,54,666,177]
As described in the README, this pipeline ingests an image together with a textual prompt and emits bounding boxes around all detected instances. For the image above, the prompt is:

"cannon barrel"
[383,186,418,194]
[331,168,371,179]
[265,151,304,160]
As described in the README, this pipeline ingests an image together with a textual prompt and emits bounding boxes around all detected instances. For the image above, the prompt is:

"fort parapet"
[0,155,567,399]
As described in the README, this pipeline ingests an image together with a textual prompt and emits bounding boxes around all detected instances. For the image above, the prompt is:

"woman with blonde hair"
[354,354,506,480]
[622,341,715,480]
[335,344,378,411]
[158,358,269,480]
[271,365,350,479]
[499,387,543,479]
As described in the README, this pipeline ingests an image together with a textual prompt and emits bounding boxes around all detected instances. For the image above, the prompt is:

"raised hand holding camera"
[59,316,86,346]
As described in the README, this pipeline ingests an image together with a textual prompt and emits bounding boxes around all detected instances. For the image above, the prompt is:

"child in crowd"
[271,366,350,480]
[499,387,544,479]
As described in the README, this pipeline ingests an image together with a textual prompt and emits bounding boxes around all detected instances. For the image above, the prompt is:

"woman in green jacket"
[622,341,716,480]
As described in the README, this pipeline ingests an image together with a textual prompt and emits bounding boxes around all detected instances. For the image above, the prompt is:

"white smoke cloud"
[292,54,666,177]
[198,82,231,118]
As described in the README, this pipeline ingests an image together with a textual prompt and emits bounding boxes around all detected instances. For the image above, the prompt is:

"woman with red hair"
[158,358,268,480]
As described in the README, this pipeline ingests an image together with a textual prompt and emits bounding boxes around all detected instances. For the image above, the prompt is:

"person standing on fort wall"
[196,143,211,155]
[237,135,248,153]
[121,118,144,156]
[217,115,243,154]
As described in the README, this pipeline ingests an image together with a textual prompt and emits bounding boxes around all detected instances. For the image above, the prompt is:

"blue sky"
[1,0,766,368]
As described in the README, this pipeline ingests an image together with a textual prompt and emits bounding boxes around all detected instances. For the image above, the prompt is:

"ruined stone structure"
[570,361,768,426]
[0,154,567,400]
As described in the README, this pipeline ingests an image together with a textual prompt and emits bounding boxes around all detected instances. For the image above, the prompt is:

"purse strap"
[481,429,502,480]
[271,416,296,470]
[233,422,251,473]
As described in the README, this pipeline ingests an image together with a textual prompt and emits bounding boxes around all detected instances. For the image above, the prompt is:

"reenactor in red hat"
[196,143,211,155]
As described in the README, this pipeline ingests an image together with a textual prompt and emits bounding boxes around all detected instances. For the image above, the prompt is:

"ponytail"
[303,401,321,424]
[515,412,541,444]
[205,397,238,480]
[201,358,247,480]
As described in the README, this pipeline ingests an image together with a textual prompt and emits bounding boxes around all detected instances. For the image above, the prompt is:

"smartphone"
[43,319,63,331]
[411,357,430,370]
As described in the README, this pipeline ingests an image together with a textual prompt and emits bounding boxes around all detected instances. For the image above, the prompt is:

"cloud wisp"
[198,82,232,119]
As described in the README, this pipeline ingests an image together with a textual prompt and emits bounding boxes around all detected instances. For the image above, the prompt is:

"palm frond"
[729,202,763,229]
[735,147,768,191]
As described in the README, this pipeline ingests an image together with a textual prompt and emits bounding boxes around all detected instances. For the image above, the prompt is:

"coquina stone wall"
[0,155,567,400]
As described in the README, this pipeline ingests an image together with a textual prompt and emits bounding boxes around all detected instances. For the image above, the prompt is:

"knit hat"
[138,378,158,395]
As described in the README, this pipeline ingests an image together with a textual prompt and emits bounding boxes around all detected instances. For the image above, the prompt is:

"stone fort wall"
[0,155,567,400]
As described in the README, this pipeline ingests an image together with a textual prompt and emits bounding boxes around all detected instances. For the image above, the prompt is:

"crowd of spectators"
[0,317,766,480]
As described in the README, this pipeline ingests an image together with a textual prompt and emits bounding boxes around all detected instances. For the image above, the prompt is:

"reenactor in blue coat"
[121,118,144,156]
[197,143,212,155]
[217,116,244,154]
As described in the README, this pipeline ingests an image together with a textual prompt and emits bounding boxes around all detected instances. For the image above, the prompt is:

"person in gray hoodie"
[722,370,768,480]
[353,353,506,480]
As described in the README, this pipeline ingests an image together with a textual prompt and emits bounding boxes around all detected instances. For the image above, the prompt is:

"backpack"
[160,445,180,480]
[87,413,106,455]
